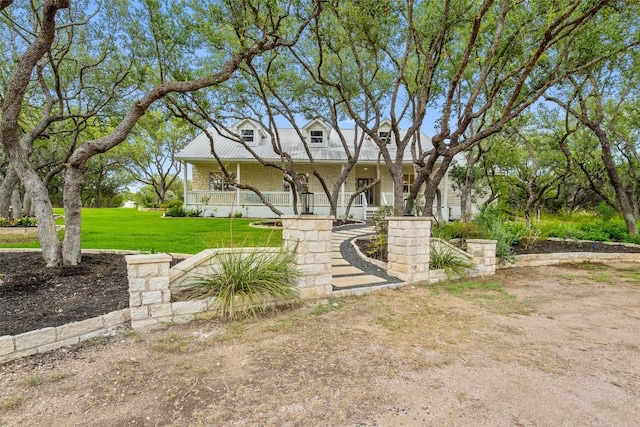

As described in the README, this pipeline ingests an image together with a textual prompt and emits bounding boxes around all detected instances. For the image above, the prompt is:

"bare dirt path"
[1,262,639,426]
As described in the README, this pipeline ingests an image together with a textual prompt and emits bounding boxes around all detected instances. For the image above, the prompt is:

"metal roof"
[176,127,433,164]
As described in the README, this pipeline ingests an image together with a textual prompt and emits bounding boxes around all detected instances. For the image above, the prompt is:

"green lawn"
[0,208,282,254]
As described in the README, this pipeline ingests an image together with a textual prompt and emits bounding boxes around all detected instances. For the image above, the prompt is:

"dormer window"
[241,129,254,143]
[379,131,391,144]
[310,130,324,144]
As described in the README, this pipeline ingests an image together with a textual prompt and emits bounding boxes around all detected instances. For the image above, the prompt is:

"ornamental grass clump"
[429,244,475,278]
[183,248,301,321]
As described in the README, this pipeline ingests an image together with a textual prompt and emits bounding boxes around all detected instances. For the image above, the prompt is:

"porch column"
[443,171,449,221]
[182,161,188,208]
[236,163,241,214]
[340,165,345,211]
[387,217,431,283]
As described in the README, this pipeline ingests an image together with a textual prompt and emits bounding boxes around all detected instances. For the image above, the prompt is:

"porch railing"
[186,190,367,207]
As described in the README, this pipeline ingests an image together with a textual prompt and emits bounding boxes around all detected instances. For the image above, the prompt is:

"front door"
[356,178,374,205]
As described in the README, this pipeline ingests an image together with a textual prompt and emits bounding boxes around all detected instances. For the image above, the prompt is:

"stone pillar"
[125,254,173,329]
[387,217,431,283]
[466,239,497,276]
[281,215,333,299]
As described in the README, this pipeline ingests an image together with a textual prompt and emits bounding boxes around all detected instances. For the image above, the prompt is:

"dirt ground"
[1,262,639,426]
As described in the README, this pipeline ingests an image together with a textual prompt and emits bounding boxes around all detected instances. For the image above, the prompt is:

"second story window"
[241,129,254,143]
[379,131,391,144]
[310,130,324,144]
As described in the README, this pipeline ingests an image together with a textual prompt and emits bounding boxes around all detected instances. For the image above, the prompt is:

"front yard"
[1,262,639,425]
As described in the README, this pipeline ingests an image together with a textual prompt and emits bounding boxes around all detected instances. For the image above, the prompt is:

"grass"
[433,279,535,315]
[310,298,347,316]
[0,395,23,410]
[151,332,189,353]
[0,208,282,254]
[24,373,44,386]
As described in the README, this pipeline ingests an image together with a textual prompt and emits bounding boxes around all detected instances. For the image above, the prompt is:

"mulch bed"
[0,252,129,336]
[356,237,640,263]
[512,239,640,255]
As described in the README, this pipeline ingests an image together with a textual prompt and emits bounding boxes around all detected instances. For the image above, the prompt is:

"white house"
[176,118,461,220]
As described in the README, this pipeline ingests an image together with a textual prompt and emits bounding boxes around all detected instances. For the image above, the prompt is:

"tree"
[116,110,193,206]
[168,36,382,219]
[82,153,132,208]
[546,49,640,234]
[0,0,322,266]
[482,113,574,225]
[299,0,631,220]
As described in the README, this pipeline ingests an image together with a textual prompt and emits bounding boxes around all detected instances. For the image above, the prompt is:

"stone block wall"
[387,217,431,283]
[281,215,333,299]
[0,310,129,365]
[466,239,497,275]
[126,254,173,329]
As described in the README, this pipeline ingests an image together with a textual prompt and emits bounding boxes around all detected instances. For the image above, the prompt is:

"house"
[176,118,462,220]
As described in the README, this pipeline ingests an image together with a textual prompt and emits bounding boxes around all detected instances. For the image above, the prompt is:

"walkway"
[331,224,402,290]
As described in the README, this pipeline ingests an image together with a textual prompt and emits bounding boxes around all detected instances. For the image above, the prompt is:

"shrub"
[474,205,527,262]
[435,221,488,240]
[366,206,396,256]
[0,217,11,227]
[596,203,616,221]
[182,248,301,320]
[160,199,183,209]
[14,217,37,227]
[429,244,474,278]
[165,205,187,217]
[589,220,626,241]
[186,209,203,217]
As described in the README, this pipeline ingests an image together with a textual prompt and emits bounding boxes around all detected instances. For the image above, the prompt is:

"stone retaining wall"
[0,310,129,365]
[499,252,640,269]
[0,227,39,236]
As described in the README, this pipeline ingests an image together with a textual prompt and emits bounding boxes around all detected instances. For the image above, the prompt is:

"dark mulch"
[512,239,640,255]
[356,237,640,263]
[0,252,129,336]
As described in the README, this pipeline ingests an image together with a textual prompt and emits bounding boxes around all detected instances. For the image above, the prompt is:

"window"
[209,172,235,191]
[310,130,324,144]
[379,131,391,144]
[402,174,414,194]
[241,129,254,143]
[282,179,291,192]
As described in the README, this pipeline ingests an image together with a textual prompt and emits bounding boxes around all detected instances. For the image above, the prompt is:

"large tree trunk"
[459,150,477,222]
[434,187,444,223]
[23,192,33,217]
[11,187,22,218]
[14,163,62,266]
[62,165,85,266]
[416,157,454,219]
[595,128,638,235]
[389,163,404,215]
[0,169,19,218]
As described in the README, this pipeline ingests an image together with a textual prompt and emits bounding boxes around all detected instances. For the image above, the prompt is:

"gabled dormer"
[302,118,331,148]
[232,118,265,147]
[378,118,393,144]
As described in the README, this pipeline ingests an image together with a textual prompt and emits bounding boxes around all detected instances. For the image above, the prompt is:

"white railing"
[238,191,291,206]
[186,190,371,210]
[188,191,236,206]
